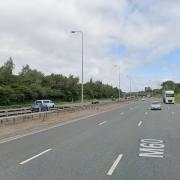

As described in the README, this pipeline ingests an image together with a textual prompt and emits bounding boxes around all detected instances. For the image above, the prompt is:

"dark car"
[92,99,100,104]
[31,102,49,112]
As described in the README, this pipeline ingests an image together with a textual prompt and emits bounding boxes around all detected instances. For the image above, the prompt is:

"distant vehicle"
[92,99,99,104]
[151,101,162,110]
[35,100,55,108]
[31,102,49,112]
[163,90,175,104]
[141,97,145,101]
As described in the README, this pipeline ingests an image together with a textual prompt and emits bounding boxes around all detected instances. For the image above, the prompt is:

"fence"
[0,101,123,126]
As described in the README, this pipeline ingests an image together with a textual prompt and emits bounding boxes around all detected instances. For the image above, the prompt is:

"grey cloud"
[0,0,180,91]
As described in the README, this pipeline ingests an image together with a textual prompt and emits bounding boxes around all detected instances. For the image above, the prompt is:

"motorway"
[0,99,180,180]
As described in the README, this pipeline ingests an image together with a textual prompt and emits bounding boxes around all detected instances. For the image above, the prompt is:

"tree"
[19,64,30,76]
[0,59,123,105]
[0,57,14,85]
[161,81,175,90]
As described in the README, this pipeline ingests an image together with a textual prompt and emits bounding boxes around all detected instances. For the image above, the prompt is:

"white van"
[35,100,55,108]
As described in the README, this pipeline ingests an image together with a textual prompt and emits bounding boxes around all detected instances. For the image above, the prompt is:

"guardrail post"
[24,108,26,115]
[13,118,15,124]
[42,113,45,121]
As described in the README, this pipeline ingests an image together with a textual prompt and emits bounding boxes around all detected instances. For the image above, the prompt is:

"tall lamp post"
[71,31,84,104]
[114,65,121,101]
[127,75,132,98]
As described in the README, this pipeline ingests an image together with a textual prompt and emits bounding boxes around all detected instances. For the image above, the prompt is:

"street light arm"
[71,30,83,34]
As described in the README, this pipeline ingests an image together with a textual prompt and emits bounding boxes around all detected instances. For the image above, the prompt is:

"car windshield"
[166,94,174,97]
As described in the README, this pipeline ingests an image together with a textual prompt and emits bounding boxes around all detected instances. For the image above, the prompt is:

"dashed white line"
[120,112,124,115]
[145,112,148,115]
[138,121,142,127]
[172,112,175,115]
[19,149,52,165]
[107,154,123,176]
[98,121,107,126]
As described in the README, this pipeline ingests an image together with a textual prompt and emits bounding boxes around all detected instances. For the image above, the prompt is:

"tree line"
[144,80,180,96]
[161,80,180,92]
[0,58,120,105]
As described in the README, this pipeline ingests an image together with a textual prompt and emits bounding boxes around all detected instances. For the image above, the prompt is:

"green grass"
[152,94,162,98]
[54,99,91,105]
[175,94,180,103]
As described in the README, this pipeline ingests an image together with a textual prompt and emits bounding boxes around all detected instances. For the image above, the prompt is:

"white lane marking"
[145,112,148,115]
[120,112,124,115]
[107,154,123,176]
[138,121,142,127]
[0,104,133,145]
[19,149,52,165]
[98,121,107,126]
[172,112,175,115]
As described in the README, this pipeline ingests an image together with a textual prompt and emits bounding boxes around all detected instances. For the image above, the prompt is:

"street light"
[71,30,84,104]
[127,75,132,98]
[114,65,121,101]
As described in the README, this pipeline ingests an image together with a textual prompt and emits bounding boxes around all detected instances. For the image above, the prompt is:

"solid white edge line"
[98,121,107,125]
[107,154,123,176]
[19,149,52,165]
[138,121,142,127]
[0,103,132,144]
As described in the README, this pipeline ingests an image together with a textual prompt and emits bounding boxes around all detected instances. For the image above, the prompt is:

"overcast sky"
[0,0,180,91]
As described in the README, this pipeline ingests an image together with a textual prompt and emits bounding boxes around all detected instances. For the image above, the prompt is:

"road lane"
[8,101,146,180]
[2,100,180,180]
[0,101,139,178]
[110,101,180,180]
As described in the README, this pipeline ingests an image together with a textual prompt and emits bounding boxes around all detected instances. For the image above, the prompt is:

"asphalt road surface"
[0,99,180,180]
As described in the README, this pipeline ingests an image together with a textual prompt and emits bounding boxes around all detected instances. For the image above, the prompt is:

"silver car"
[151,101,162,110]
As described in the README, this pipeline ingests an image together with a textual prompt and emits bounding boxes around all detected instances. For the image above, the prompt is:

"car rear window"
[152,102,160,105]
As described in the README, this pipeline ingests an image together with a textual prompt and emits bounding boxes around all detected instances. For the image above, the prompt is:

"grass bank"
[175,94,180,103]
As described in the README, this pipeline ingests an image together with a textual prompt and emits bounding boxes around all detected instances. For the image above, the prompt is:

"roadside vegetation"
[0,58,120,106]
[175,94,180,103]
[147,81,180,99]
